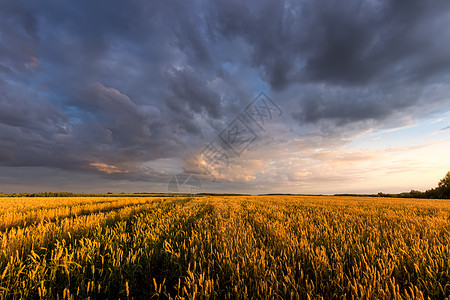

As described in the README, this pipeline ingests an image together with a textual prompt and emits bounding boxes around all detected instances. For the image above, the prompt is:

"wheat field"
[0,195,449,299]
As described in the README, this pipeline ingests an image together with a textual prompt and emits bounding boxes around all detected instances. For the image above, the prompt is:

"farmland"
[0,195,449,299]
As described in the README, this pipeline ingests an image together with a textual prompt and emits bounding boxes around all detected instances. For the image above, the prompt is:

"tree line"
[378,171,450,199]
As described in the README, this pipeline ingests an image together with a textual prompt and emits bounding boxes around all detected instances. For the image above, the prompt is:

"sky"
[1,0,450,194]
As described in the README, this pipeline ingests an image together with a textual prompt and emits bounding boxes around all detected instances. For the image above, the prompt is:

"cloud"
[90,162,126,174]
[207,0,450,132]
[1,0,450,192]
[210,0,450,86]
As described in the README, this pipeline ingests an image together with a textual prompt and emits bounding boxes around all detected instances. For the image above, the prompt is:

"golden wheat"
[0,195,448,299]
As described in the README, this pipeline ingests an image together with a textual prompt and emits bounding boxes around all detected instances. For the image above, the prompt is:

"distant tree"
[438,171,450,188]
[437,171,450,199]
[422,171,450,199]
[409,190,424,198]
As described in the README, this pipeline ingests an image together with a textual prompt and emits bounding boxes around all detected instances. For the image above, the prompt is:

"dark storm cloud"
[163,67,223,130]
[289,83,440,127]
[206,0,450,129]
[1,0,450,184]
[209,0,450,87]
[0,0,207,175]
[304,0,450,85]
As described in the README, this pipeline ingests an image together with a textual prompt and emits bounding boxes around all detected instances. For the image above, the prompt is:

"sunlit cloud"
[90,163,127,175]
